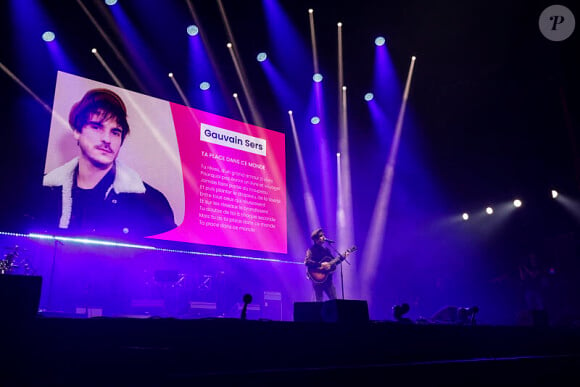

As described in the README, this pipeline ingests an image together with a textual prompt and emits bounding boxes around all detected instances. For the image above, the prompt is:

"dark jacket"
[34,158,176,239]
[305,243,333,269]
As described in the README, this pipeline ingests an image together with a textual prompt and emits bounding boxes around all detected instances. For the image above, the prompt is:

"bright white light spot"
[227,42,232,48]
[486,207,494,215]
[342,86,347,91]
[337,22,343,27]
[288,110,293,115]
[105,0,117,5]
[513,199,522,208]
[462,213,469,221]
[375,36,386,46]
[187,25,199,36]
[308,9,313,14]
[364,93,374,101]
[412,56,417,60]
[551,190,559,199]
[91,48,97,54]
[168,73,174,78]
[200,82,210,90]
[233,93,238,98]
[313,73,323,82]
[257,52,267,62]
[42,31,55,42]
[311,116,320,125]
[337,153,341,157]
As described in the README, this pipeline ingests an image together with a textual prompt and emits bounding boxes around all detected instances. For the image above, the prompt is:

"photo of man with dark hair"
[35,88,176,238]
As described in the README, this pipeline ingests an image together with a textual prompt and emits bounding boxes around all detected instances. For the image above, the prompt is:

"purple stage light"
[187,25,199,36]
[42,31,55,42]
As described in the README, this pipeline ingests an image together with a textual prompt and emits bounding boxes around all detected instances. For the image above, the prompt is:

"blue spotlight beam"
[76,0,146,93]
[91,48,125,89]
[336,21,357,298]
[186,0,235,113]
[168,73,191,107]
[362,56,417,302]
[337,23,344,91]
[288,111,321,231]
[0,62,52,114]
[233,93,249,123]
[226,43,264,127]
[337,86,356,299]
[218,0,264,127]
[308,9,320,75]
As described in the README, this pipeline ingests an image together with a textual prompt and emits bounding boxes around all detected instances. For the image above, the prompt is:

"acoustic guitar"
[307,246,357,284]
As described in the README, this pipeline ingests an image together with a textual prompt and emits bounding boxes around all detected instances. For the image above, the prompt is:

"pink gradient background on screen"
[154,103,287,254]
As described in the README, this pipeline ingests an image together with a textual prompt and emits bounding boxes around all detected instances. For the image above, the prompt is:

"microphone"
[325,238,335,243]
[241,293,252,320]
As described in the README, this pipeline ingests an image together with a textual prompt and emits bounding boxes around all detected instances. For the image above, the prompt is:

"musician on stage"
[305,228,337,302]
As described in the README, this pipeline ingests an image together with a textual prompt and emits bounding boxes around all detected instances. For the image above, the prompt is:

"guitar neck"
[329,253,348,266]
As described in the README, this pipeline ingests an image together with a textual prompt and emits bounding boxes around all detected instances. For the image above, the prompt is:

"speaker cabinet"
[293,301,323,322]
[321,299,369,323]
[0,275,42,320]
[294,299,369,323]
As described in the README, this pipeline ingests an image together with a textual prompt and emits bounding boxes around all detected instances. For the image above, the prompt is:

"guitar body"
[307,246,357,284]
[307,256,338,283]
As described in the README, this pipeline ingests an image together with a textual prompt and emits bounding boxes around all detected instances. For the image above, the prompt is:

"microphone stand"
[327,242,350,300]
[48,237,64,312]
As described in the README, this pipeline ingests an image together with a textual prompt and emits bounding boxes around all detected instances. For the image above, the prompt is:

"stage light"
[457,306,479,326]
[310,116,320,125]
[486,207,493,215]
[513,199,522,208]
[233,93,238,98]
[105,0,117,5]
[462,213,469,221]
[42,31,55,42]
[308,9,313,14]
[337,153,341,157]
[257,52,267,62]
[187,25,199,36]
[364,92,374,101]
[552,190,559,199]
[288,110,293,115]
[374,36,386,46]
[199,82,210,90]
[91,48,97,54]
[168,72,174,78]
[392,303,412,323]
[313,73,323,82]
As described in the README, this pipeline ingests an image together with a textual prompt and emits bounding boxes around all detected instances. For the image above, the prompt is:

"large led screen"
[41,71,287,253]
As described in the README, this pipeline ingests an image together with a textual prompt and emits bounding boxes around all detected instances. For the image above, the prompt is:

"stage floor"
[3,315,580,385]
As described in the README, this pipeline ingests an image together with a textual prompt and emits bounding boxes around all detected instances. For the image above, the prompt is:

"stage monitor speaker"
[294,299,369,323]
[321,299,369,323]
[0,275,42,320]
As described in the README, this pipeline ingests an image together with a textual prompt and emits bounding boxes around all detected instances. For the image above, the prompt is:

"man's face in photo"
[74,111,123,169]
